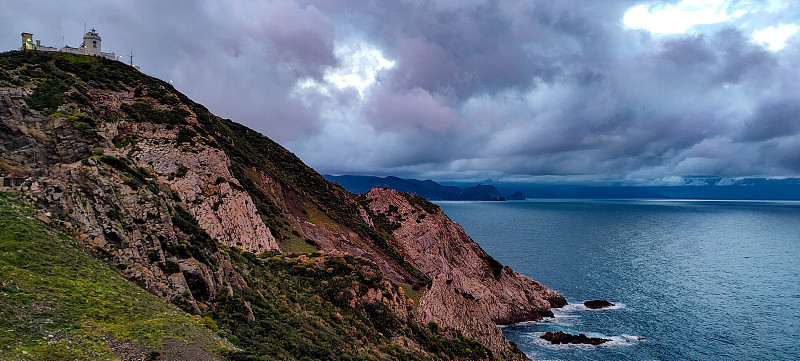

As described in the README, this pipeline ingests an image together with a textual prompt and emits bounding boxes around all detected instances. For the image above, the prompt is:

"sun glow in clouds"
[753,24,798,50]
[327,44,395,92]
[297,43,395,99]
[623,0,733,34]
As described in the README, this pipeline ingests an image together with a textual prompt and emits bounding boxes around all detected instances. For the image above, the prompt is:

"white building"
[21,28,117,61]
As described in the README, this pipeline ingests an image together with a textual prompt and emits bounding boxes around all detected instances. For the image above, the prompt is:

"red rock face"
[124,124,279,253]
[362,188,566,356]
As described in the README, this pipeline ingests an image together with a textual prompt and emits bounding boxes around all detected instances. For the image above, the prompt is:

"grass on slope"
[214,249,496,361]
[0,192,225,360]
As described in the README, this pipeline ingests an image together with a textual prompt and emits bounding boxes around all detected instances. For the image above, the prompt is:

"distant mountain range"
[326,175,800,201]
[324,175,510,201]
[488,177,800,201]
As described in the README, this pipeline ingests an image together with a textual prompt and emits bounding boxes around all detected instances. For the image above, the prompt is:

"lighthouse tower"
[21,33,34,50]
[83,28,101,56]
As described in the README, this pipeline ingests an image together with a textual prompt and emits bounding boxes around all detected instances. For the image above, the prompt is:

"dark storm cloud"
[656,35,717,67]
[244,0,338,80]
[740,100,800,142]
[711,28,775,84]
[776,137,800,171]
[3,0,800,182]
[365,87,462,134]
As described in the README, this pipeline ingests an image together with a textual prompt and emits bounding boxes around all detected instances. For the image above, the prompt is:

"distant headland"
[324,174,520,201]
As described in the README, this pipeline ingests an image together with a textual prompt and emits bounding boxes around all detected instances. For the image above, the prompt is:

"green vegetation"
[0,51,188,120]
[145,85,180,106]
[26,76,72,112]
[278,232,318,254]
[171,205,219,256]
[400,192,441,214]
[120,101,190,125]
[0,52,92,112]
[51,52,157,92]
[0,68,12,85]
[479,252,505,279]
[97,155,158,193]
[162,205,220,286]
[176,126,198,145]
[212,250,498,361]
[396,282,425,304]
[174,164,189,178]
[0,192,224,359]
[67,112,97,132]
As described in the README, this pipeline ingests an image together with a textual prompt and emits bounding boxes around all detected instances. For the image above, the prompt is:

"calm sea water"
[436,199,800,361]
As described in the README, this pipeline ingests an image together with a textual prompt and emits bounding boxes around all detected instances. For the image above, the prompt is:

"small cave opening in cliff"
[183,270,210,302]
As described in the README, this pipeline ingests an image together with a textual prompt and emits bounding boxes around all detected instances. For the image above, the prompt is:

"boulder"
[584,300,614,309]
[540,331,611,345]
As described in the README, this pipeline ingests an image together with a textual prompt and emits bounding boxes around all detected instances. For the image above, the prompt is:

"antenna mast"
[129,51,134,67]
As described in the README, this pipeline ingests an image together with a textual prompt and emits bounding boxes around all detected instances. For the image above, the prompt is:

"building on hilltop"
[21,28,117,61]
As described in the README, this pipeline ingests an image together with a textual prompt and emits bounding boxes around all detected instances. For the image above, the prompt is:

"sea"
[435,199,800,361]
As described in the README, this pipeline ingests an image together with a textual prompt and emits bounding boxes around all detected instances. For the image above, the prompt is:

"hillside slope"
[0,50,564,359]
[0,192,226,360]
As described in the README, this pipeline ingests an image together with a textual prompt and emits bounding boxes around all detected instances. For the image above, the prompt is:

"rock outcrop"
[417,274,513,354]
[505,191,526,200]
[540,331,611,345]
[122,123,279,253]
[20,158,251,314]
[584,300,615,309]
[363,188,566,355]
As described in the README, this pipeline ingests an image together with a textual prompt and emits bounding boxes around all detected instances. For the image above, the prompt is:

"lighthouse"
[83,28,102,56]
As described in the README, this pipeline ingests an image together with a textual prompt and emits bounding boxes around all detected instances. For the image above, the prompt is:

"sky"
[2,0,800,185]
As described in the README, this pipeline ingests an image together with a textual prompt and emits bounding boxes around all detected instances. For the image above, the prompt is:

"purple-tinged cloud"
[365,87,462,134]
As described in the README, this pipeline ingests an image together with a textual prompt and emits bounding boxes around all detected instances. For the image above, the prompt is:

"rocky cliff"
[362,189,566,352]
[0,51,564,360]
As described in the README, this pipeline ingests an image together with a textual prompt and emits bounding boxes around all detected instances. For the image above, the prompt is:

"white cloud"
[325,43,395,95]
[294,42,395,101]
[753,24,798,51]
[623,0,732,34]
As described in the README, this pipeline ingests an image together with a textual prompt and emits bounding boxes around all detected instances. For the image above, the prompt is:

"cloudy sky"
[3,0,800,184]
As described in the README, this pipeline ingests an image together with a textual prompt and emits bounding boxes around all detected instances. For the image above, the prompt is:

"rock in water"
[540,331,611,345]
[584,300,614,309]
[505,191,526,200]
